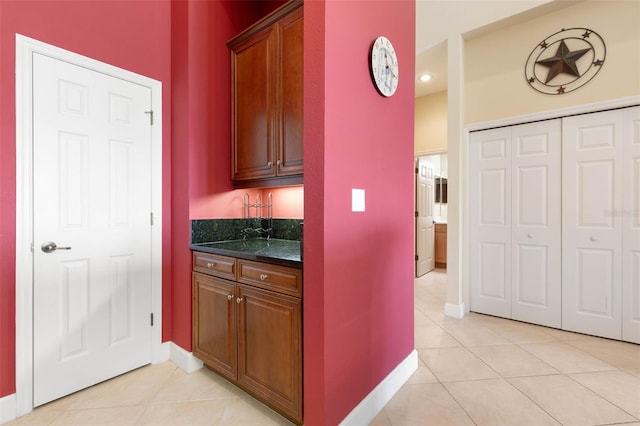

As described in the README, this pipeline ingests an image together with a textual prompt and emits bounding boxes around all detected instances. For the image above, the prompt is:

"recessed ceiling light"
[418,74,431,82]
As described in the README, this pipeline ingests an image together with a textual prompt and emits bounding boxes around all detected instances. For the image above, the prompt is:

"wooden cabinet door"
[277,7,303,177]
[192,273,237,382]
[434,224,446,266]
[236,284,302,422]
[230,27,276,181]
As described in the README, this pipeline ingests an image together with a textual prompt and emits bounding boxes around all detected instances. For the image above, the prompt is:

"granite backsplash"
[191,218,303,244]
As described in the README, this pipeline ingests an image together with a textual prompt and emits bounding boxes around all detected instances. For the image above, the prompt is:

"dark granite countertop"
[190,238,301,268]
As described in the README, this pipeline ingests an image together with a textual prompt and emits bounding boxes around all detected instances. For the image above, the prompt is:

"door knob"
[41,242,72,253]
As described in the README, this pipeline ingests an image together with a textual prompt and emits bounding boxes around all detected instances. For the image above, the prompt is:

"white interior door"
[416,157,435,277]
[33,53,153,406]
[562,109,623,340]
[469,127,512,318]
[511,120,561,328]
[622,106,640,343]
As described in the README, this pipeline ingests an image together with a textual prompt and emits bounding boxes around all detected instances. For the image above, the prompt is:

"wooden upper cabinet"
[278,6,303,178]
[228,0,303,187]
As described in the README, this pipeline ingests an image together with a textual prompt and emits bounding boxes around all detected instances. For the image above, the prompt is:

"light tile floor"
[8,269,640,425]
[371,269,640,426]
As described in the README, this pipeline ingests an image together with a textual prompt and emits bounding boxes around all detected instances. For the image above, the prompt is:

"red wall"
[1,1,416,424]
[303,1,416,424]
[0,0,173,398]
[169,0,265,351]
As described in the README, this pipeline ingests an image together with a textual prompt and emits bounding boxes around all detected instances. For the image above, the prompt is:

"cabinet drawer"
[193,252,237,280]
[238,259,302,298]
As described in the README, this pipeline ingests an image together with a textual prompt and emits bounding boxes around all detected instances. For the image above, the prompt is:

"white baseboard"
[169,342,203,373]
[153,341,171,365]
[340,350,418,426]
[0,393,16,425]
[445,302,466,319]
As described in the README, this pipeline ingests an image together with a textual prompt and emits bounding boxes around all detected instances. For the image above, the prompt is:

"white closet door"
[562,109,624,340]
[622,106,640,344]
[511,120,562,328]
[470,127,512,318]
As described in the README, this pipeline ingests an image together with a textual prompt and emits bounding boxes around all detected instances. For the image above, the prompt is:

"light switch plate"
[352,188,365,212]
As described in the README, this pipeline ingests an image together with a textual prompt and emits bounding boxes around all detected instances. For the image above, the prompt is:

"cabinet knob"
[267,161,273,167]
[259,274,268,281]
[590,236,599,242]
[236,297,243,304]
[527,233,534,239]
[277,160,282,166]
[206,262,215,268]
[227,294,234,301]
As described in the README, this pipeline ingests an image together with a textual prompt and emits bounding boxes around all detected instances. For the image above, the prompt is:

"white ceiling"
[413,0,581,98]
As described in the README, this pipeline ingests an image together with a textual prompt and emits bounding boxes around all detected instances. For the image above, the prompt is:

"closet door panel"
[511,120,561,328]
[563,110,623,340]
[622,106,640,343]
[470,127,512,318]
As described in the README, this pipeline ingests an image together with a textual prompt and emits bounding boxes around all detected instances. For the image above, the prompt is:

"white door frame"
[15,34,166,417]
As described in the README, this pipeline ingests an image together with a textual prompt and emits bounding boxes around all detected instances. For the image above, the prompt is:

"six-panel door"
[469,120,562,328]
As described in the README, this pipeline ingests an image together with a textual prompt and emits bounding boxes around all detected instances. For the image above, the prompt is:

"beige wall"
[465,0,640,124]
[414,90,448,154]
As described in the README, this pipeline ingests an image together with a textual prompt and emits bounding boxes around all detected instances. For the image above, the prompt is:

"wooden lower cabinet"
[193,273,237,381]
[237,284,302,421]
[434,223,447,268]
[192,254,302,424]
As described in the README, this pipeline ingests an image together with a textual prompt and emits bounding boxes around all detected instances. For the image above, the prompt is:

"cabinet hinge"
[150,313,154,327]
[415,255,419,261]
[415,211,419,217]
[144,110,154,125]
[415,167,419,174]
[150,212,154,226]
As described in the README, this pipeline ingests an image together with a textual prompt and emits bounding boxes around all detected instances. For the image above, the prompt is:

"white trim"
[339,350,418,426]
[0,393,17,425]
[445,302,466,319]
[169,342,204,374]
[463,96,640,318]
[415,148,448,157]
[15,34,163,417]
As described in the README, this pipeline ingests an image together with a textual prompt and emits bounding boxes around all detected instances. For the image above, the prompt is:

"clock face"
[370,36,399,97]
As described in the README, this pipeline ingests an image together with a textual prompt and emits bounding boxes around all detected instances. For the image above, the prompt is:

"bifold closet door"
[562,108,624,340]
[511,121,561,328]
[469,120,561,327]
[469,127,512,318]
[622,106,640,344]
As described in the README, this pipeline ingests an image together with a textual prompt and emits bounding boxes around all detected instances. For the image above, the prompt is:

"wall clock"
[370,36,399,97]
[525,27,606,95]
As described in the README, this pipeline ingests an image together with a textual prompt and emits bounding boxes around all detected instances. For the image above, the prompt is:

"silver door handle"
[41,242,72,253]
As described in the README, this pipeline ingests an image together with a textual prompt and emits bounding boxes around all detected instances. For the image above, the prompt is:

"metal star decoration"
[536,40,591,84]
[524,28,606,95]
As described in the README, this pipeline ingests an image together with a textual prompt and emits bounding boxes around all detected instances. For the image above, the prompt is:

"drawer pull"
[236,297,243,304]
[260,274,269,281]
[227,294,234,301]
[206,262,216,268]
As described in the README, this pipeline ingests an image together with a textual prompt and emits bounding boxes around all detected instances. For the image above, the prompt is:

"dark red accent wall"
[170,0,263,351]
[303,1,416,424]
[0,0,173,399]
[1,2,416,424]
